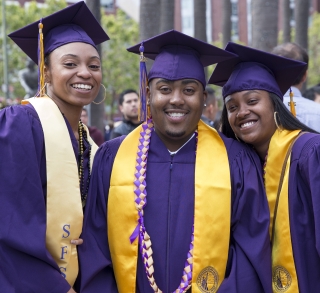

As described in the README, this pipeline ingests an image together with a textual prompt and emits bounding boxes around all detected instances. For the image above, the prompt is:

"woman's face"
[225,90,277,156]
[45,42,102,110]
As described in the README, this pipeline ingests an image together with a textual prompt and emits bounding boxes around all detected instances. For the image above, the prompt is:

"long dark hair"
[220,92,317,140]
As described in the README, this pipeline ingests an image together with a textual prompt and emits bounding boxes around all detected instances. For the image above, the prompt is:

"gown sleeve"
[0,106,71,293]
[77,138,123,293]
[218,140,272,293]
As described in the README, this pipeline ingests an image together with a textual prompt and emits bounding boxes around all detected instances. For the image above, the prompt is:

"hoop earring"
[234,132,240,142]
[274,111,281,130]
[92,84,106,105]
[34,83,49,98]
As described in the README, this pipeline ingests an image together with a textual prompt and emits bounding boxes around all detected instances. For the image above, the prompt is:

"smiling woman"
[210,42,320,293]
[0,2,109,293]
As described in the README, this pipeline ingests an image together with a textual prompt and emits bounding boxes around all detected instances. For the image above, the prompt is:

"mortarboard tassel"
[38,20,45,97]
[139,43,149,121]
[289,87,296,117]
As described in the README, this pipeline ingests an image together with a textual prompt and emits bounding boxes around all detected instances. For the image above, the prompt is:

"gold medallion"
[273,266,292,292]
[196,266,219,293]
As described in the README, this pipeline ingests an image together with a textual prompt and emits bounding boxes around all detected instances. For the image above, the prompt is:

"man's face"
[120,92,139,121]
[148,78,206,149]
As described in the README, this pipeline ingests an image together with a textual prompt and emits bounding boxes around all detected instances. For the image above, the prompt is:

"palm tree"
[140,0,160,71]
[194,0,207,42]
[140,0,160,41]
[282,0,291,43]
[252,0,279,52]
[222,0,232,48]
[160,0,174,33]
[87,0,105,132]
[294,0,309,50]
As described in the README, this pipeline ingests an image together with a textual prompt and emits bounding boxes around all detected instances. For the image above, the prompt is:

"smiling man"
[78,30,272,293]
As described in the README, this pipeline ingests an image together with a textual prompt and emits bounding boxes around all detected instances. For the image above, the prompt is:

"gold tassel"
[289,89,296,117]
[38,22,45,97]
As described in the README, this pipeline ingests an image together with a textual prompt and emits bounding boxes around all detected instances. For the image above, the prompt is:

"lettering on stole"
[59,224,71,278]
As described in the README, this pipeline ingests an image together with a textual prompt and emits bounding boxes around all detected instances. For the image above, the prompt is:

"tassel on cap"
[139,43,149,121]
[289,87,296,117]
[38,19,45,97]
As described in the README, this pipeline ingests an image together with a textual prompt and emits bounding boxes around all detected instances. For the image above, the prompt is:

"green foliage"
[308,12,320,86]
[101,8,139,115]
[0,0,67,98]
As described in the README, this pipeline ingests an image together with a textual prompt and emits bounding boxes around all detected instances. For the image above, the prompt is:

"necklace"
[133,118,197,293]
[78,120,91,207]
[263,151,268,184]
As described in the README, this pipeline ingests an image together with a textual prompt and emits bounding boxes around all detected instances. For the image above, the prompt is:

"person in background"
[210,41,320,293]
[81,108,104,146]
[110,89,141,138]
[0,2,109,292]
[78,30,272,293]
[201,86,219,128]
[272,42,320,132]
[303,85,320,104]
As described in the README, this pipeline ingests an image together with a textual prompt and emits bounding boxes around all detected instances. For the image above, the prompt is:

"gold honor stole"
[264,129,301,293]
[23,97,98,286]
[108,120,231,293]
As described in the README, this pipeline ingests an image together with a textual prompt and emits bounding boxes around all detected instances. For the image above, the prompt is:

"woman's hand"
[70,238,83,245]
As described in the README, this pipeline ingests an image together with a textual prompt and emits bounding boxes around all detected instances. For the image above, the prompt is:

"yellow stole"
[264,129,301,293]
[108,120,231,293]
[23,97,97,286]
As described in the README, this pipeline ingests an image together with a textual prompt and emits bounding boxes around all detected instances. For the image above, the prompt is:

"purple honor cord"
[130,119,196,292]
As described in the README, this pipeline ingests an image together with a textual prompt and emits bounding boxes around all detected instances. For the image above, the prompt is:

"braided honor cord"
[132,118,196,293]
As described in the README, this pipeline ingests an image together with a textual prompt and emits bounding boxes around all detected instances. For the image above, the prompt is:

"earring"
[92,84,107,105]
[274,111,281,130]
[234,132,240,142]
[204,103,207,107]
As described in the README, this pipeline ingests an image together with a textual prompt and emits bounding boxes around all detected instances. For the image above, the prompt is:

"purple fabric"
[127,30,237,89]
[8,1,109,64]
[285,133,320,293]
[222,62,283,100]
[78,131,272,293]
[148,45,206,89]
[208,42,307,100]
[0,104,91,293]
[44,24,96,56]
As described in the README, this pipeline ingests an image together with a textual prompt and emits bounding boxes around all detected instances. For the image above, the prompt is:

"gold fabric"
[108,120,231,292]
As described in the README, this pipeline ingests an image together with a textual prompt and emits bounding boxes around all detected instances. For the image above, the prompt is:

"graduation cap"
[127,29,237,121]
[208,42,307,100]
[9,1,109,96]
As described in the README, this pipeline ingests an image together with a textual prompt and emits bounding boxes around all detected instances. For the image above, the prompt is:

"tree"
[294,0,309,50]
[101,9,139,120]
[86,0,105,132]
[0,0,67,98]
[194,0,207,42]
[160,0,174,33]
[222,0,232,48]
[282,0,291,43]
[307,12,320,86]
[139,0,160,71]
[139,0,160,41]
[251,0,279,52]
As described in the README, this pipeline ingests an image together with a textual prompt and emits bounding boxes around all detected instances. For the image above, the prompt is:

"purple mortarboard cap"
[8,1,109,64]
[208,42,307,100]
[127,30,237,88]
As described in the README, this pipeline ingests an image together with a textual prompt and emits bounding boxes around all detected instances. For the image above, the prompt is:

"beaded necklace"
[78,120,91,207]
[133,118,197,293]
[262,151,268,184]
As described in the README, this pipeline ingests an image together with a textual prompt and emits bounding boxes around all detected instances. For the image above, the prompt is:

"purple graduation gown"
[0,104,91,293]
[78,130,272,293]
[286,133,320,292]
